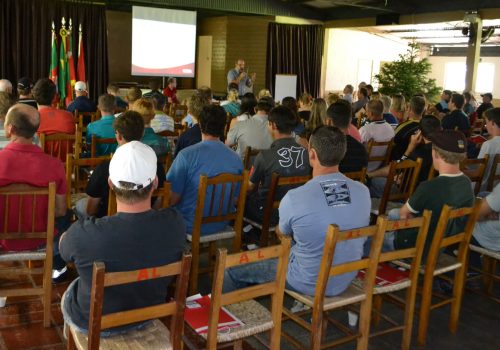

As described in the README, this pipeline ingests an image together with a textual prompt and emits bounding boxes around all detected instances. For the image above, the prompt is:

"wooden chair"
[371,158,422,216]
[394,202,481,346]
[39,126,81,164]
[487,154,500,192]
[366,139,394,171]
[170,104,188,123]
[243,173,311,247]
[362,210,431,350]
[107,182,171,216]
[67,253,192,350]
[66,154,111,209]
[471,118,484,135]
[460,155,489,195]
[90,135,117,158]
[158,153,173,173]
[0,182,56,327]
[243,146,261,170]
[183,238,291,350]
[344,167,367,184]
[75,110,100,133]
[282,216,387,350]
[188,171,249,295]
[468,244,500,303]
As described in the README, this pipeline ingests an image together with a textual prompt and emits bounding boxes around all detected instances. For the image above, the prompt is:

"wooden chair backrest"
[378,158,422,215]
[344,167,367,184]
[75,110,100,133]
[163,102,172,115]
[487,154,500,192]
[157,129,179,138]
[191,171,249,252]
[39,127,80,163]
[471,118,484,134]
[207,238,291,349]
[158,153,173,173]
[315,216,386,315]
[66,154,111,209]
[90,135,117,158]
[243,146,261,170]
[86,254,192,349]
[460,155,489,195]
[424,202,481,277]
[171,104,188,123]
[367,139,394,166]
[108,182,171,216]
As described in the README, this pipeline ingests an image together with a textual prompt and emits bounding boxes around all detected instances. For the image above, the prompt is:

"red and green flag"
[66,32,76,106]
[58,33,67,103]
[77,25,86,83]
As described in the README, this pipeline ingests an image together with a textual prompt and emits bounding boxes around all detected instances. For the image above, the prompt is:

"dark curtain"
[266,23,324,99]
[0,0,108,101]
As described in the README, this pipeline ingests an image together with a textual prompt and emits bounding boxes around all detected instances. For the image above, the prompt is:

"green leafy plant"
[375,42,441,102]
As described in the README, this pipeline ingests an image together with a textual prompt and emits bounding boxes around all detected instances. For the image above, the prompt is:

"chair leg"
[42,260,52,328]
[233,339,243,350]
[402,284,418,350]
[67,329,76,350]
[357,300,371,350]
[310,309,324,350]
[371,294,382,327]
[208,242,216,278]
[189,243,200,296]
[417,275,434,346]
[449,267,466,333]
[483,257,495,295]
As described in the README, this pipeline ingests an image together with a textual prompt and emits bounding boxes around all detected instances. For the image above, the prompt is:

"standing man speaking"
[227,59,256,96]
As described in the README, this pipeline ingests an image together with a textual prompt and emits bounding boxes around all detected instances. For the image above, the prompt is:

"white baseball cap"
[109,141,157,190]
[74,81,87,92]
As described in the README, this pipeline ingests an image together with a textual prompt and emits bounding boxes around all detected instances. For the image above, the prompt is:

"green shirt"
[141,127,170,157]
[395,174,474,256]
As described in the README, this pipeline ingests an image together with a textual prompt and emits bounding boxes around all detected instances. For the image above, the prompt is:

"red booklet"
[184,294,244,335]
[356,262,409,287]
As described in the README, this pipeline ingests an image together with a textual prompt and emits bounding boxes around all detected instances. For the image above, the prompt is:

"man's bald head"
[0,79,13,94]
[5,104,40,139]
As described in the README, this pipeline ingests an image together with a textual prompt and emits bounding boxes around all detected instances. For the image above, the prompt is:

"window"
[443,62,495,93]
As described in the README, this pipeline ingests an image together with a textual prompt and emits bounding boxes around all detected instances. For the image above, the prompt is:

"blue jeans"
[223,258,298,293]
[363,208,400,256]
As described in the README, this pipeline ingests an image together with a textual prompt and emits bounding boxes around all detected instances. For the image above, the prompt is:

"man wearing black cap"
[385,130,474,254]
[17,77,37,108]
[476,93,494,119]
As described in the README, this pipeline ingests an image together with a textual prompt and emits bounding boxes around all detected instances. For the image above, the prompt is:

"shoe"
[291,300,310,313]
[52,266,68,284]
[0,297,6,308]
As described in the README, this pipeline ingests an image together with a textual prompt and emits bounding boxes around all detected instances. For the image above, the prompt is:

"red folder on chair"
[357,262,410,287]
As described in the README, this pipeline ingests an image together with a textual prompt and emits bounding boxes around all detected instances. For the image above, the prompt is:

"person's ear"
[107,178,113,190]
[152,176,159,191]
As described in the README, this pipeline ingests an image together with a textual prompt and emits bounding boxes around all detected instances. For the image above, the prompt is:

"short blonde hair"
[391,94,406,113]
[326,93,340,106]
[132,98,155,124]
[126,87,142,103]
[227,89,239,103]
[257,89,272,100]
[188,94,207,118]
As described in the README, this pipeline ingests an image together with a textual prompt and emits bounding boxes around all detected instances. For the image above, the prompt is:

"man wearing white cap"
[66,81,96,114]
[59,140,186,335]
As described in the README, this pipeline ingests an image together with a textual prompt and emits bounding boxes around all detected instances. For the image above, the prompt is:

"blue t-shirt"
[86,115,117,156]
[67,96,97,113]
[279,172,371,296]
[167,140,243,234]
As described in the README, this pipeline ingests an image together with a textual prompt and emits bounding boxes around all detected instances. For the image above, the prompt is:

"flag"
[66,31,76,106]
[58,27,68,103]
[49,24,58,86]
[77,25,86,83]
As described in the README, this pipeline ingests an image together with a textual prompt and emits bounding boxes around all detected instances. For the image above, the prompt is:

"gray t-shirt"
[279,172,371,296]
[473,184,500,251]
[226,114,273,158]
[227,68,252,96]
[478,136,500,192]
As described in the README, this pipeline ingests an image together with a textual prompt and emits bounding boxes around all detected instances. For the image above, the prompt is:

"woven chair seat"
[469,244,500,260]
[394,253,461,276]
[352,276,411,294]
[285,284,366,311]
[187,226,235,243]
[242,218,276,232]
[370,198,404,216]
[0,250,46,262]
[69,319,172,350]
[194,299,273,343]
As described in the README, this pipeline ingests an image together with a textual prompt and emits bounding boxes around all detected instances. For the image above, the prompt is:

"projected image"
[132,6,197,77]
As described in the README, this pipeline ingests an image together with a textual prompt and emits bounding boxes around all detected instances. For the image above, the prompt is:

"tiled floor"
[1,266,499,349]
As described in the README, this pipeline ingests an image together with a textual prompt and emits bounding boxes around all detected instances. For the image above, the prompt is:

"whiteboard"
[275,74,297,103]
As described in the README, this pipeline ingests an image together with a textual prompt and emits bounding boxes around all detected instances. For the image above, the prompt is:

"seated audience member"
[107,83,128,110]
[359,99,395,171]
[163,77,179,104]
[257,89,272,100]
[132,98,170,157]
[119,86,143,117]
[383,130,474,254]
[471,184,500,255]
[0,79,13,95]
[17,77,37,108]
[245,106,311,227]
[33,78,75,135]
[478,108,500,191]
[222,88,240,117]
[391,96,426,160]
[476,93,494,119]
[326,92,340,106]
[380,95,398,128]
[75,111,166,219]
[371,91,381,101]
[435,89,452,117]
[442,93,470,134]
[60,141,185,334]
[305,98,327,135]
[463,91,477,116]
[150,94,175,133]
[226,99,273,158]
[0,92,14,149]
[342,84,354,104]
[330,99,361,142]
[223,126,370,296]
[297,92,312,121]
[0,104,67,276]
[86,94,117,156]
[143,79,166,108]
[234,92,257,124]
[368,115,441,198]
[66,81,97,114]
[352,87,369,116]
[365,84,374,98]
[167,105,243,235]
[175,94,207,157]
[282,96,307,145]
[326,101,368,173]
[390,94,406,124]
[182,86,213,127]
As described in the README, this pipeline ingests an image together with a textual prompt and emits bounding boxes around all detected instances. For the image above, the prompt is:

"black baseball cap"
[481,93,493,100]
[17,77,33,89]
[429,130,467,154]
